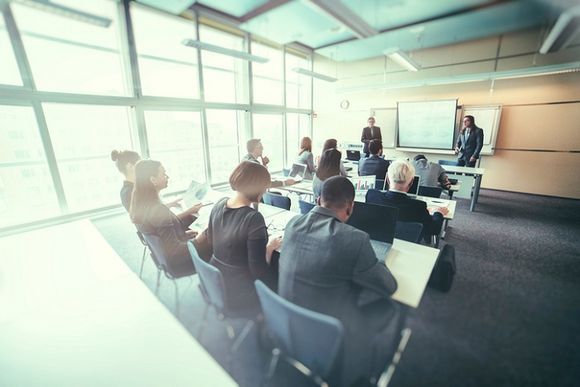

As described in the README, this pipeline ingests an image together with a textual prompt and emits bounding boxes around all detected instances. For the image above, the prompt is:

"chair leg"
[197,304,209,340]
[173,279,179,317]
[231,320,255,353]
[262,348,281,387]
[377,328,412,387]
[155,269,161,295]
[139,246,147,278]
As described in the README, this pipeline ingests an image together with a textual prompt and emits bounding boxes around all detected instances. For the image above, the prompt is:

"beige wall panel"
[480,150,580,199]
[499,28,542,56]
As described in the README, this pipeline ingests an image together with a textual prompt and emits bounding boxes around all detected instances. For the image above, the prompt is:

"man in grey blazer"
[279,176,399,387]
[455,115,484,167]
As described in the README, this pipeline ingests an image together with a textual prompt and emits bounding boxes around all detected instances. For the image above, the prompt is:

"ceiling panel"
[197,0,270,18]
[316,1,549,61]
[240,1,354,47]
[137,0,197,14]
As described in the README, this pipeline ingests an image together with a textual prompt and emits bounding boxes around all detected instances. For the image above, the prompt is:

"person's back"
[413,155,450,189]
[358,155,389,180]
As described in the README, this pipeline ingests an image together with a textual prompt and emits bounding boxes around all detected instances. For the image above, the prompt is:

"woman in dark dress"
[130,160,202,275]
[111,149,141,212]
[203,161,282,311]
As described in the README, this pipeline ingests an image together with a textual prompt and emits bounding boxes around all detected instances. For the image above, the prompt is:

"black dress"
[205,197,277,311]
[120,181,134,212]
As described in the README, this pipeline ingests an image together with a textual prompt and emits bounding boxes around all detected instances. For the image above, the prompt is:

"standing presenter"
[361,116,381,157]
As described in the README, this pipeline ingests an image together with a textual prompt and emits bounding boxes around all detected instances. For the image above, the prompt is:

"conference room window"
[0,16,22,86]
[205,109,246,184]
[131,3,199,99]
[42,103,136,212]
[285,53,311,109]
[251,41,284,106]
[11,0,127,96]
[253,113,284,171]
[285,113,311,167]
[0,105,60,228]
[144,110,206,193]
[199,25,248,104]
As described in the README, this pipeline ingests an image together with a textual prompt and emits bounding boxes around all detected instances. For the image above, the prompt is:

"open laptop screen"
[409,175,421,195]
[347,201,398,243]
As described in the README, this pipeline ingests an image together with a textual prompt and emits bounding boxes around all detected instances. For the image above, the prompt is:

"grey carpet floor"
[93,189,580,387]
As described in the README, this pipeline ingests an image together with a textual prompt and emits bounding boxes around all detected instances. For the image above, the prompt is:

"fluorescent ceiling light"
[18,0,112,28]
[337,61,580,93]
[539,5,580,54]
[384,49,421,72]
[292,67,337,82]
[307,0,378,39]
[182,39,269,63]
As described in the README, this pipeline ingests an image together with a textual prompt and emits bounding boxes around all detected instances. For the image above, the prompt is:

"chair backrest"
[418,186,443,198]
[187,241,227,312]
[264,192,291,210]
[348,199,399,243]
[365,188,385,206]
[136,230,147,246]
[141,232,169,272]
[375,178,387,191]
[438,159,458,166]
[255,280,344,380]
[298,200,315,214]
[395,221,424,243]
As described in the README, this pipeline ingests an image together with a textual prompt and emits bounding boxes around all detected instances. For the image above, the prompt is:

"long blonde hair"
[299,137,312,155]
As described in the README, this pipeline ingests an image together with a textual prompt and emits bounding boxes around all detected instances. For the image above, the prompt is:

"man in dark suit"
[361,116,382,157]
[381,160,448,240]
[279,176,399,387]
[455,115,484,167]
[358,139,389,181]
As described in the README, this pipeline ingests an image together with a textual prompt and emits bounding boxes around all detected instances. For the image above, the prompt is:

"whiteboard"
[461,105,502,155]
[397,99,457,149]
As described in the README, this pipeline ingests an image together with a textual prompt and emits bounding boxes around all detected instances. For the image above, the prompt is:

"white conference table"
[0,220,237,387]
[440,165,485,212]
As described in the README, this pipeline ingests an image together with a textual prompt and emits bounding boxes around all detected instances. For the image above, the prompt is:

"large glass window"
[199,26,248,103]
[145,110,206,192]
[42,104,135,212]
[0,105,60,228]
[285,53,311,109]
[253,113,284,171]
[12,0,127,95]
[286,113,311,166]
[131,4,199,99]
[205,109,246,183]
[252,41,283,105]
[0,17,22,86]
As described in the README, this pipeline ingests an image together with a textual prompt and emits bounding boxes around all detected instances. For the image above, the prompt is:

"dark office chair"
[141,232,195,316]
[263,192,291,210]
[375,178,387,191]
[187,241,256,371]
[438,159,458,166]
[255,280,344,387]
[395,222,424,243]
[418,186,443,198]
[298,199,315,214]
[365,188,387,206]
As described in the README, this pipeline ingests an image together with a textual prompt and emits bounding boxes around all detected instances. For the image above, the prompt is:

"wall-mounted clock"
[340,99,350,110]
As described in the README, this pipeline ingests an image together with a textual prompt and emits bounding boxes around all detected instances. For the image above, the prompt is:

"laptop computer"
[409,175,421,196]
[347,201,399,259]
[349,175,376,191]
[346,150,361,161]
[288,163,307,181]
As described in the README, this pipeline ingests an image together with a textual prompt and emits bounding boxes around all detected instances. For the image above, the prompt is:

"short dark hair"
[414,154,427,161]
[230,161,271,202]
[320,176,355,209]
[464,115,475,125]
[246,139,261,153]
[369,140,382,155]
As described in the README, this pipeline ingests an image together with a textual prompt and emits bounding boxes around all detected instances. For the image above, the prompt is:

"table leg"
[470,174,482,212]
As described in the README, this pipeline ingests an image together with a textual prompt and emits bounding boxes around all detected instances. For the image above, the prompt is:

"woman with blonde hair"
[296,137,315,179]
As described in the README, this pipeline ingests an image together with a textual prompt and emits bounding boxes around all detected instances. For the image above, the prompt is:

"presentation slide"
[397,100,457,149]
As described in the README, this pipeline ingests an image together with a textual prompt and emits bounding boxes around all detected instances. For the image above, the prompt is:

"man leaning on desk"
[279,175,399,387]
[455,115,483,167]
[242,138,295,188]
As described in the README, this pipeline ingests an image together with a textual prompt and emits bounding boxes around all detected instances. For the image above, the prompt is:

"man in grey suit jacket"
[279,176,399,387]
[455,115,484,167]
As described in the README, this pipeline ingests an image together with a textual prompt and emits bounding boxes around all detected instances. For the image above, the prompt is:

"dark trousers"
[457,158,477,167]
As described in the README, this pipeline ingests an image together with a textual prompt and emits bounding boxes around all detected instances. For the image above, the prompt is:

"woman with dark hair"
[312,148,342,199]
[296,137,315,179]
[130,160,201,275]
[316,138,347,177]
[201,161,281,311]
[111,149,141,211]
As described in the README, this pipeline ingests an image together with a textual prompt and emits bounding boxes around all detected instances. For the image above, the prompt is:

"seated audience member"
[317,138,347,177]
[296,136,316,180]
[358,140,389,181]
[279,176,399,387]
[383,160,448,240]
[130,160,202,274]
[413,154,451,189]
[243,138,294,188]
[202,161,281,311]
[312,148,342,199]
[111,149,140,211]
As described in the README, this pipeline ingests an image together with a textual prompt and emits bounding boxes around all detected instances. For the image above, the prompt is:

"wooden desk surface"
[0,220,237,387]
